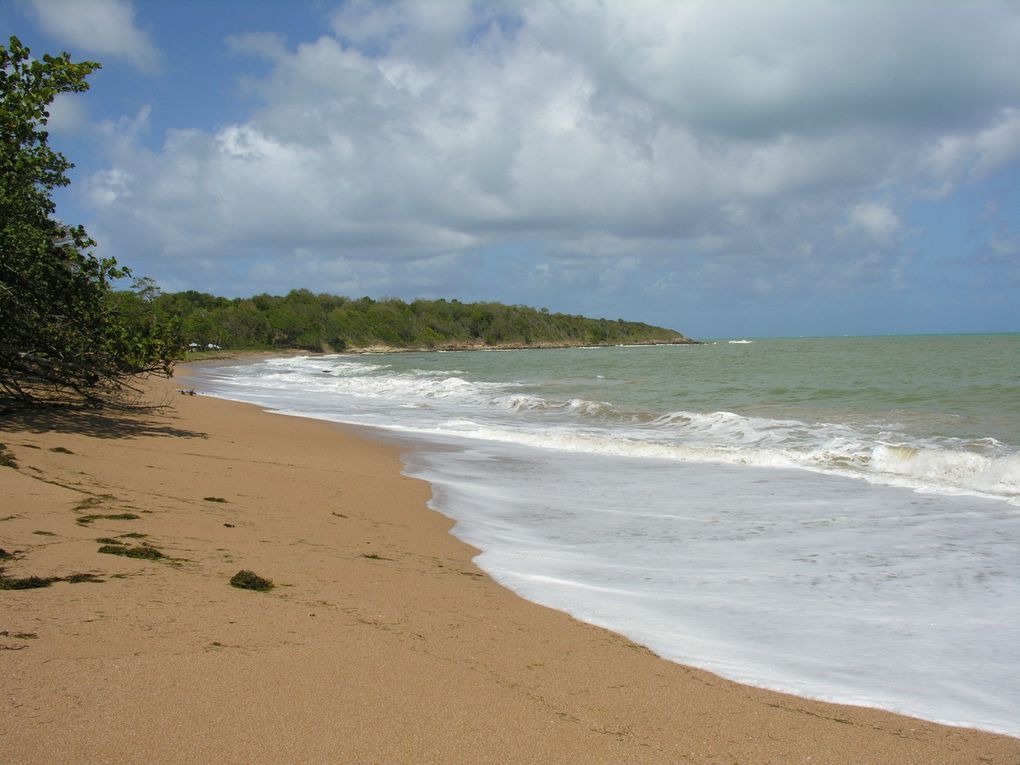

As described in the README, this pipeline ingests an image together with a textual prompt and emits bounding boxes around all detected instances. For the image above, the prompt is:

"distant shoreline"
[182,335,699,362]
[344,336,700,354]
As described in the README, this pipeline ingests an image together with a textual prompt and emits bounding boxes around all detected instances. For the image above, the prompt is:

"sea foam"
[204,355,1020,505]
[196,343,1020,736]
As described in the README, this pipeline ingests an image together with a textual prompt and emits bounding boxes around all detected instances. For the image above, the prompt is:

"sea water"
[194,335,1020,736]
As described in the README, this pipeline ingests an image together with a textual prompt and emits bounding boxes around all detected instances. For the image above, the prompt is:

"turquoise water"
[310,335,1020,501]
[197,334,1020,735]
[393,334,1020,446]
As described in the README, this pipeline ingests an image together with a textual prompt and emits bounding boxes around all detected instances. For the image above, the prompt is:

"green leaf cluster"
[1,37,180,406]
[150,288,690,352]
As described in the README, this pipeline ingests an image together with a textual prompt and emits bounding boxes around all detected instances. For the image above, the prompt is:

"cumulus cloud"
[845,203,902,249]
[80,0,1020,319]
[922,108,1020,192]
[29,0,160,72]
[45,92,89,133]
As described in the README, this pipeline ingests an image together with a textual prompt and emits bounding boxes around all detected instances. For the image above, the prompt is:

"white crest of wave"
[215,357,1020,505]
[231,362,496,401]
[870,445,1020,500]
[493,393,548,411]
[490,394,614,416]
[651,410,838,449]
[566,398,613,416]
[333,374,482,399]
[260,356,389,375]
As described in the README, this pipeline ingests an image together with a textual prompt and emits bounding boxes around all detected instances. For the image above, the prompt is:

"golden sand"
[2,371,1017,763]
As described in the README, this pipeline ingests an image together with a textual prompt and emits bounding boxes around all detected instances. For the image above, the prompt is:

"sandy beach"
[2,369,1018,764]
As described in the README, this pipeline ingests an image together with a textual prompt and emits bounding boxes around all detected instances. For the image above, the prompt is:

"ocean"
[194,334,1020,737]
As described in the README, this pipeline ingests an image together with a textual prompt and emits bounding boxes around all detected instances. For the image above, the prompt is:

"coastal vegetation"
[146,288,690,352]
[1,35,688,410]
[0,37,178,407]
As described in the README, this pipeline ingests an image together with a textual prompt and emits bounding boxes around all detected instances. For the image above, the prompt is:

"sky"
[3,0,1019,338]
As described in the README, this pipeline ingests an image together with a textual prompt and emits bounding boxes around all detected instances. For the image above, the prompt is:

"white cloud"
[226,32,287,63]
[29,0,160,72]
[845,203,902,249]
[45,92,88,133]
[86,167,132,206]
[922,108,1020,191]
[986,231,1019,261]
[81,0,1020,314]
[329,0,477,57]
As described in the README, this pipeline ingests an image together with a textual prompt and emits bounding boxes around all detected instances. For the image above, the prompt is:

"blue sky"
[3,0,1019,338]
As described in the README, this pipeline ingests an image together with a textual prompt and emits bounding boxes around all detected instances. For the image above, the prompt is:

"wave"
[200,348,1020,739]
[869,444,1020,499]
[210,361,499,402]
[207,357,1020,505]
[392,419,1019,504]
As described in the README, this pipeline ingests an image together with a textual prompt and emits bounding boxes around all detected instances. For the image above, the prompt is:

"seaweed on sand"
[229,569,273,591]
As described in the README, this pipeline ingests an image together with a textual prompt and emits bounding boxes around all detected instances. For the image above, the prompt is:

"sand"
[2,369,1018,764]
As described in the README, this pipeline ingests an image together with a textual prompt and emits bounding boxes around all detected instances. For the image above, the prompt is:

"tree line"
[133,286,688,352]
[1,35,687,408]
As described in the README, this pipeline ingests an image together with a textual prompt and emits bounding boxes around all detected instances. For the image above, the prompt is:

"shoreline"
[2,371,1018,763]
[181,335,698,363]
[192,356,1019,738]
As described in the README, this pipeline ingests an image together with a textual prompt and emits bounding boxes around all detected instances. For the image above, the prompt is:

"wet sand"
[2,371,1017,763]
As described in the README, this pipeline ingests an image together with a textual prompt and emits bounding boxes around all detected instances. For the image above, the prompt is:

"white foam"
[203,357,1020,506]
[405,443,1020,738]
[870,444,1020,498]
[196,353,1020,738]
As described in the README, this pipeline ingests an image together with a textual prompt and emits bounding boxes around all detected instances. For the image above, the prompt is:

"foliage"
[153,288,690,352]
[0,37,180,407]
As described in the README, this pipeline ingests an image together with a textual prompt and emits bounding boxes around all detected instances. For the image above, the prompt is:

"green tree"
[0,36,178,406]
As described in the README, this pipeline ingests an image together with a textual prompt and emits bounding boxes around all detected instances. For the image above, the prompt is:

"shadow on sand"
[0,403,208,441]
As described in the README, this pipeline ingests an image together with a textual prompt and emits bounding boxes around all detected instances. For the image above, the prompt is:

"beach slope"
[2,374,1017,763]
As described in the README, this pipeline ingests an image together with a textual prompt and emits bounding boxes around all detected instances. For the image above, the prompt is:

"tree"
[0,36,179,406]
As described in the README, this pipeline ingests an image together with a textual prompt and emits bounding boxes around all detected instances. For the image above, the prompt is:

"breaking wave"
[201,354,1020,505]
